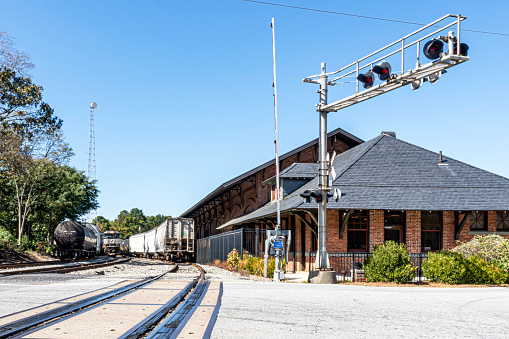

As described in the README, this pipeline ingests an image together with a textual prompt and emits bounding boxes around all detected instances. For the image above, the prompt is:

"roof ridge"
[334,134,385,180]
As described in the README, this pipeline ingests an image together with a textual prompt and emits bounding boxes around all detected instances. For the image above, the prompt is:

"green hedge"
[422,251,467,284]
[363,241,416,283]
[422,250,509,285]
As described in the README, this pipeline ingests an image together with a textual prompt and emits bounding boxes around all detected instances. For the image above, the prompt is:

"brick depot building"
[182,130,509,272]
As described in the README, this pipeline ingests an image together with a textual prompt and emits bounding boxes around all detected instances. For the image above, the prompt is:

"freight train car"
[53,221,101,260]
[129,218,194,261]
[129,233,146,256]
[102,230,127,256]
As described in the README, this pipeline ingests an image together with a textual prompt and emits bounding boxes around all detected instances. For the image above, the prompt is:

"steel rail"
[119,263,205,339]
[0,257,129,276]
[0,260,64,269]
[144,264,208,339]
[0,264,178,339]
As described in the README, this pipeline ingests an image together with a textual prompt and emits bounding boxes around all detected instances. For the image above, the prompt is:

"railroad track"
[0,256,130,276]
[0,260,65,269]
[0,263,222,339]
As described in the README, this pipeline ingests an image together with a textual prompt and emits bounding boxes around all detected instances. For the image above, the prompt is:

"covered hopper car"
[129,218,194,261]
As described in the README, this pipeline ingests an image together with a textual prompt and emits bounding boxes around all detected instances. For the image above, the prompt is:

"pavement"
[1,270,508,338]
[210,281,509,339]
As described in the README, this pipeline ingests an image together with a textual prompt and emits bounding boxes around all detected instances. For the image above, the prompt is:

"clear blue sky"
[2,0,508,220]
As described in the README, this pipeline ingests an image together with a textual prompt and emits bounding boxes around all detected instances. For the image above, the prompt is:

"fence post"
[240,228,244,260]
[351,252,355,282]
[418,252,422,282]
[255,228,259,258]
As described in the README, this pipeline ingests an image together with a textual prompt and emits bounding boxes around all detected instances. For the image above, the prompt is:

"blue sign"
[273,241,283,249]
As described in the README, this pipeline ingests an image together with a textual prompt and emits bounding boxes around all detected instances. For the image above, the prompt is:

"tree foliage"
[0,31,98,248]
[95,210,170,238]
[1,32,34,75]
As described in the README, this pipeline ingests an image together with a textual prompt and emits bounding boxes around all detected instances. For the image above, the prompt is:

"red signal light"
[423,40,444,60]
[357,71,375,89]
[453,43,469,56]
[372,61,392,81]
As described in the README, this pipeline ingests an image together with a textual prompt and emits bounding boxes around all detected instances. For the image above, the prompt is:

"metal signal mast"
[303,14,469,283]
[88,102,97,222]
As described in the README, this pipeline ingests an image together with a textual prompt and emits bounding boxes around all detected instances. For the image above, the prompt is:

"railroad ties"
[0,263,220,339]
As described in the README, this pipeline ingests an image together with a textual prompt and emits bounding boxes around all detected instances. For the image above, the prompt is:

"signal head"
[357,71,375,89]
[309,190,324,203]
[423,40,444,60]
[454,42,469,56]
[300,190,312,203]
[372,61,392,81]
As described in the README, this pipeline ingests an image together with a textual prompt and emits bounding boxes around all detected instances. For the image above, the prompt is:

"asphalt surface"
[1,266,508,338]
[211,282,509,339]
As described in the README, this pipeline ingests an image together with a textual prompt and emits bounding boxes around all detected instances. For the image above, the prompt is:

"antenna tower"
[88,102,97,222]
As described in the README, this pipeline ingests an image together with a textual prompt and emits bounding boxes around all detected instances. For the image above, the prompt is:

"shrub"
[226,248,240,271]
[363,241,416,283]
[422,251,467,284]
[422,250,509,285]
[452,234,509,271]
[0,227,16,250]
[226,249,286,277]
[464,256,509,285]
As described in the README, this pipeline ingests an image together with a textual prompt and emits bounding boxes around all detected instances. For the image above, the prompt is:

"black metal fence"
[196,228,267,264]
[309,252,428,282]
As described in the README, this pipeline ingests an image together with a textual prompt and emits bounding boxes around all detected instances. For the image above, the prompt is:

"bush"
[452,234,509,271]
[422,251,467,284]
[226,248,240,271]
[464,256,509,285]
[422,250,509,285]
[226,249,286,277]
[0,227,16,250]
[363,241,416,283]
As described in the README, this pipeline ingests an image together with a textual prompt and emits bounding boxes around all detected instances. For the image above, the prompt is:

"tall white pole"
[272,17,282,282]
[272,18,281,230]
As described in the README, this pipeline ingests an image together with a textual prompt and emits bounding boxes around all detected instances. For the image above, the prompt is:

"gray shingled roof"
[218,133,509,229]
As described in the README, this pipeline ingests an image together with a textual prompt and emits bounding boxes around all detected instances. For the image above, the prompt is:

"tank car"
[53,221,101,260]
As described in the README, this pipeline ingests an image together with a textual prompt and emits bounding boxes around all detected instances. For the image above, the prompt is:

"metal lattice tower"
[88,102,97,222]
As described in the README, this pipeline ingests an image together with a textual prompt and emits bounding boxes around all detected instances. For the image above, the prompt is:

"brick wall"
[369,210,384,251]
[488,211,497,232]
[406,211,421,253]
[443,211,455,250]
[190,135,354,237]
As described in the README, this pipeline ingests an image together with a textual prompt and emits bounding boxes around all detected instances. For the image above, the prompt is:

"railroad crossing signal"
[303,15,470,275]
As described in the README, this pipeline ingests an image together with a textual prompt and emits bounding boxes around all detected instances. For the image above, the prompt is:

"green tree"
[28,164,99,243]
[94,216,111,232]
[0,129,73,244]
[109,209,171,237]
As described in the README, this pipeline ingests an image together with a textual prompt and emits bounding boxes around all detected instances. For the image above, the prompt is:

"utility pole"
[316,63,330,270]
